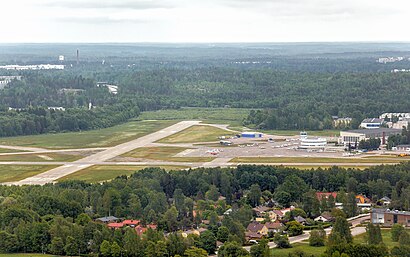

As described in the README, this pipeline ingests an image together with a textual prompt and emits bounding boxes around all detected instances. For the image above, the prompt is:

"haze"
[1,0,410,43]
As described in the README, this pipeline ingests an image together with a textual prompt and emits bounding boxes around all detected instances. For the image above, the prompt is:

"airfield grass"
[0,165,59,183]
[121,146,214,162]
[231,157,401,164]
[0,148,25,153]
[0,120,176,149]
[158,125,234,144]
[59,165,188,183]
[139,107,250,129]
[0,153,81,162]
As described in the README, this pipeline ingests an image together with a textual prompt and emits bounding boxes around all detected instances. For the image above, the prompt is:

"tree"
[64,236,78,257]
[248,184,262,207]
[217,226,230,243]
[218,241,250,257]
[366,223,383,245]
[167,233,186,256]
[184,246,208,257]
[123,228,142,256]
[199,230,217,254]
[100,240,111,257]
[273,233,291,248]
[206,185,220,201]
[286,221,304,237]
[49,237,64,255]
[309,228,326,247]
[398,231,410,246]
[163,206,179,232]
[392,224,405,242]
[250,239,270,257]
[111,241,122,257]
[0,231,18,253]
[329,217,352,244]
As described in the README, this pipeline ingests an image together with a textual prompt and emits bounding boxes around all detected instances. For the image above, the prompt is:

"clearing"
[59,165,189,183]
[0,165,59,183]
[0,153,81,162]
[0,120,176,149]
[158,125,233,144]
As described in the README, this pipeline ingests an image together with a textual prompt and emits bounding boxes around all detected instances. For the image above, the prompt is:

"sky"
[1,0,410,43]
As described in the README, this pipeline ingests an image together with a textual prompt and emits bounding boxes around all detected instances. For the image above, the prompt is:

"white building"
[339,128,401,146]
[299,132,327,149]
[359,118,384,129]
[379,113,410,120]
[0,64,65,70]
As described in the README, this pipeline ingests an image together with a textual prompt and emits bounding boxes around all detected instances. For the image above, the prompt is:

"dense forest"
[0,163,409,256]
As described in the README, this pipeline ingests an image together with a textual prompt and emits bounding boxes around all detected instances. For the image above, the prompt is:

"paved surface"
[0,144,47,152]
[4,121,200,185]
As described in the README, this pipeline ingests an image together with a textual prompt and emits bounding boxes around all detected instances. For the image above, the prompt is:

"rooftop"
[361,118,384,124]
[344,128,402,136]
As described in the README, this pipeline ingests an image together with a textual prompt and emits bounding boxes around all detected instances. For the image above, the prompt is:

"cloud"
[43,0,175,10]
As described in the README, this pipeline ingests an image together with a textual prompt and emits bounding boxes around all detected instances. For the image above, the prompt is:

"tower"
[76,49,79,65]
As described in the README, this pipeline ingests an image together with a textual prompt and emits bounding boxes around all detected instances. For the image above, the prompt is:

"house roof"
[245,231,263,239]
[247,221,265,233]
[316,192,338,201]
[107,222,124,228]
[265,222,283,229]
[380,196,391,202]
[123,220,140,226]
[135,226,147,236]
[345,128,401,137]
[252,206,271,213]
[96,216,118,222]
[321,212,334,221]
[361,118,383,124]
[272,210,284,217]
[294,216,306,223]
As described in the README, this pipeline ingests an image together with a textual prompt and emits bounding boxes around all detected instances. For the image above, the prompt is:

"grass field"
[231,157,401,164]
[354,229,398,249]
[0,120,176,149]
[271,242,325,256]
[0,165,59,183]
[158,125,234,144]
[0,148,25,153]
[0,153,81,162]
[121,146,214,162]
[59,165,189,183]
[0,254,64,257]
[139,107,250,129]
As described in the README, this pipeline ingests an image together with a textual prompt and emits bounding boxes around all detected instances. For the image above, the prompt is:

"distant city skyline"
[1,0,410,43]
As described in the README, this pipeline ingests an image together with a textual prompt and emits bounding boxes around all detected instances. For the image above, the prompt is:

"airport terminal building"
[339,128,401,146]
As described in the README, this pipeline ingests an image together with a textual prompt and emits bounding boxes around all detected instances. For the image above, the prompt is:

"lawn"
[0,165,59,183]
[158,125,234,144]
[0,153,81,162]
[59,165,189,183]
[0,120,176,149]
[271,242,325,256]
[121,147,214,162]
[139,107,251,129]
[0,148,24,153]
[354,228,398,249]
[231,157,401,164]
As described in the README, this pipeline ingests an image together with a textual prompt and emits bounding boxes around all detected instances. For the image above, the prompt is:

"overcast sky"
[1,0,409,43]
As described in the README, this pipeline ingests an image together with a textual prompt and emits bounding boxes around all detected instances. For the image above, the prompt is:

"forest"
[0,163,409,256]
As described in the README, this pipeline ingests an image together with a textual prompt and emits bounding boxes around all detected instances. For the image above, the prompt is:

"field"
[121,147,214,162]
[0,153,81,162]
[0,120,176,149]
[0,254,63,257]
[259,129,340,137]
[0,165,59,183]
[271,242,325,256]
[139,107,250,129]
[158,125,234,144]
[354,228,398,249]
[231,157,401,164]
[59,165,188,183]
[0,148,24,153]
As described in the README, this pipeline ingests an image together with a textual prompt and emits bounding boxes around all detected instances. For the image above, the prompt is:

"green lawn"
[231,157,401,164]
[158,125,234,144]
[271,242,325,256]
[0,153,81,162]
[354,228,398,249]
[139,107,251,129]
[0,165,59,183]
[59,165,189,183]
[0,120,176,149]
[121,146,214,162]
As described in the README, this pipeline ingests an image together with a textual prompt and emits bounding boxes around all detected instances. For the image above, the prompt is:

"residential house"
[246,221,268,236]
[96,216,119,223]
[294,216,307,225]
[356,195,371,204]
[314,212,334,222]
[378,196,392,206]
[316,192,338,201]
[265,222,284,233]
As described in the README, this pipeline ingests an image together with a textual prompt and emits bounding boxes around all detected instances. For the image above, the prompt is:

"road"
[242,214,370,252]
[4,121,200,185]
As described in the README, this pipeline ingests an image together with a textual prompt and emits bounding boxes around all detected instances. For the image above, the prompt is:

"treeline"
[0,163,409,255]
[388,127,410,149]
[0,101,140,137]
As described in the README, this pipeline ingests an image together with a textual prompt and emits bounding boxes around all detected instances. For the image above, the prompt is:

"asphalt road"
[4,121,200,185]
